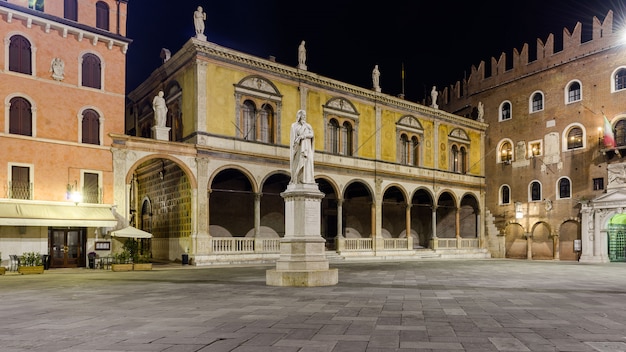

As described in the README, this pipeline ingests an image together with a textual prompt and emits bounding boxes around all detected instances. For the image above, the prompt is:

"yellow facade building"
[122,36,488,264]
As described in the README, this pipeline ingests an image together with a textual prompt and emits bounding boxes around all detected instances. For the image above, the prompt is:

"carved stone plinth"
[152,126,170,141]
[266,183,338,287]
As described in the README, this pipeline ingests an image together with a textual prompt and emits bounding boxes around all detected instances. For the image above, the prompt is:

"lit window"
[567,127,583,150]
[499,141,512,163]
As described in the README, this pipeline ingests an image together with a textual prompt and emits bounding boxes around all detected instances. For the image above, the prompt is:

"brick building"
[440,10,626,262]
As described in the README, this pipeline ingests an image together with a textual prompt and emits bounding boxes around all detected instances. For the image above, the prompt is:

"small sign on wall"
[574,239,582,252]
[95,241,111,250]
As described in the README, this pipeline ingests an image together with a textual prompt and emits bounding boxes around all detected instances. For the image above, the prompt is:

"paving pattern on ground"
[1,259,626,351]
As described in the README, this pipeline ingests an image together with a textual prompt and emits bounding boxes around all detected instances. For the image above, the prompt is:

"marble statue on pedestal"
[290,110,315,184]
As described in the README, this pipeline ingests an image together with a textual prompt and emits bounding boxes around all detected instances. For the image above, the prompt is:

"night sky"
[125,1,624,103]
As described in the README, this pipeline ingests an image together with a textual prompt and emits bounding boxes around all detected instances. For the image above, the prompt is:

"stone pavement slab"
[1,259,626,351]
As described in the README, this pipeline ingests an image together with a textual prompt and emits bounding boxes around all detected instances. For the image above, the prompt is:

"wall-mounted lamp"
[66,180,82,205]
[158,160,166,180]
[514,201,523,219]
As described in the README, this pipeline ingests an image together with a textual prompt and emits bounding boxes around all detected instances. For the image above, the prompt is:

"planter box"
[111,263,133,272]
[18,266,44,275]
[133,263,152,271]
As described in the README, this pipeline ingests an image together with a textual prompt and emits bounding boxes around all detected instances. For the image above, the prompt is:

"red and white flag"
[604,115,616,148]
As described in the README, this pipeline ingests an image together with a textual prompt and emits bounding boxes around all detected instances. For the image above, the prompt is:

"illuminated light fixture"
[515,202,523,219]
[66,180,82,205]
[158,160,166,180]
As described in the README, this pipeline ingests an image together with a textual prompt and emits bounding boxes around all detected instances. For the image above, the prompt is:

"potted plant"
[133,253,153,271]
[111,251,133,272]
[18,251,44,274]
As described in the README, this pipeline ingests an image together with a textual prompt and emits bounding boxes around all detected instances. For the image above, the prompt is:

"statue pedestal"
[266,183,338,287]
[152,126,170,141]
[196,34,207,41]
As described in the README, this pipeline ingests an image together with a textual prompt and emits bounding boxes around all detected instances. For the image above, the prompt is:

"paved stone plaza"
[1,259,626,352]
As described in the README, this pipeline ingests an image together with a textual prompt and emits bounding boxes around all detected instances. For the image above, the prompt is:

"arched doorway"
[343,182,373,239]
[411,189,434,248]
[209,168,255,239]
[382,186,406,239]
[505,223,526,259]
[559,220,580,261]
[317,178,338,249]
[608,213,626,262]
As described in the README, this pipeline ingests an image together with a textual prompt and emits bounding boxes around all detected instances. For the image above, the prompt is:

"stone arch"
[505,222,526,259]
[436,191,457,238]
[531,221,553,259]
[343,180,374,238]
[382,185,407,238]
[410,188,435,248]
[460,193,479,238]
[209,167,257,238]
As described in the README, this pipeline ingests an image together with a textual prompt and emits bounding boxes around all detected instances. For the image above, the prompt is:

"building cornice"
[0,2,131,53]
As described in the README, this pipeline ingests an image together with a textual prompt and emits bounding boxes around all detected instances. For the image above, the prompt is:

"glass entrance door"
[49,228,86,268]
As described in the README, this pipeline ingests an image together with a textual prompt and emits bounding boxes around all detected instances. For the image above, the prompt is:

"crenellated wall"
[442,10,617,110]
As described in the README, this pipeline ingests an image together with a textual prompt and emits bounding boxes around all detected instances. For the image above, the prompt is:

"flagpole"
[401,63,405,97]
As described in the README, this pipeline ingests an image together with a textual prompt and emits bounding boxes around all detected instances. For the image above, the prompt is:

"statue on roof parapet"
[194,6,207,41]
[298,40,307,70]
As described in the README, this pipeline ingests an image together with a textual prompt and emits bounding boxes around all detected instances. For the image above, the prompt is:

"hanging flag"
[603,115,616,148]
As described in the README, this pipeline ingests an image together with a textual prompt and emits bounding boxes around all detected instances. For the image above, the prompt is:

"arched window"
[566,81,581,103]
[9,35,32,75]
[499,141,512,163]
[558,177,571,199]
[342,121,353,155]
[241,100,256,140]
[259,104,274,143]
[9,97,32,136]
[396,115,423,166]
[81,109,100,145]
[29,0,44,11]
[411,136,419,166]
[566,127,583,150]
[451,145,459,173]
[530,181,542,201]
[328,119,340,154]
[64,0,78,21]
[460,146,467,174]
[499,101,511,121]
[500,185,510,205]
[96,1,110,30]
[615,119,626,147]
[615,68,626,91]
[400,134,409,165]
[530,92,543,112]
[81,53,102,89]
[234,76,281,144]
